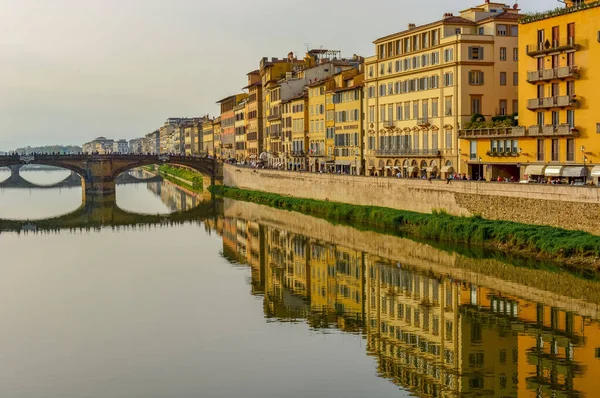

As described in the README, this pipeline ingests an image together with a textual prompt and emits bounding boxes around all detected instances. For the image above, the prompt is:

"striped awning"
[563,166,586,177]
[545,166,564,177]
[525,165,546,176]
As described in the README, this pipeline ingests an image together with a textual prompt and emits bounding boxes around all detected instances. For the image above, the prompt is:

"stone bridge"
[0,195,222,233]
[0,154,222,197]
[0,168,163,190]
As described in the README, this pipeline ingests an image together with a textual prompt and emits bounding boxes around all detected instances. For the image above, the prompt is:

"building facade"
[244,70,264,163]
[366,2,519,178]
[234,101,247,162]
[202,119,214,156]
[462,0,597,183]
[217,95,247,161]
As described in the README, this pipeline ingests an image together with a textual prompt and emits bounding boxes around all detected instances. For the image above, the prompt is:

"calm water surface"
[0,169,599,397]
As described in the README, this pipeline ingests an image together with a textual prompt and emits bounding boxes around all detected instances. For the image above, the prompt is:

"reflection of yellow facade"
[218,212,600,397]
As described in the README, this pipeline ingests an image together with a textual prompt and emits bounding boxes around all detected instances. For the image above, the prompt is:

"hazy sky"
[1,0,550,150]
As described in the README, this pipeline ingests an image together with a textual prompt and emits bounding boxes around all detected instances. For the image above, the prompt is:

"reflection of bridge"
[0,196,222,233]
[0,167,163,189]
[0,154,222,197]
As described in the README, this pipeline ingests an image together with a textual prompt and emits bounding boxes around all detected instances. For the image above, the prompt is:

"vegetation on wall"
[158,165,203,191]
[210,186,600,269]
[463,114,517,130]
[520,1,600,24]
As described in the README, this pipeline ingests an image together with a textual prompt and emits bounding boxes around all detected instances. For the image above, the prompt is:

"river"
[0,168,598,397]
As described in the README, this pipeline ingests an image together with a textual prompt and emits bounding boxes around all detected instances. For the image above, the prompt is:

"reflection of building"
[145,178,199,212]
[218,212,600,398]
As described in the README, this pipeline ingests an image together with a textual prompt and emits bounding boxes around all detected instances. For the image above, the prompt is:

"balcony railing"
[376,149,441,157]
[527,66,580,83]
[417,118,429,126]
[528,124,579,137]
[267,114,281,121]
[291,150,306,156]
[308,150,325,157]
[526,95,578,110]
[459,126,525,139]
[382,121,395,128]
[526,37,580,57]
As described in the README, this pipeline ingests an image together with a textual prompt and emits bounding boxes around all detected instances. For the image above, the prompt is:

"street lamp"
[478,156,482,181]
[583,155,588,183]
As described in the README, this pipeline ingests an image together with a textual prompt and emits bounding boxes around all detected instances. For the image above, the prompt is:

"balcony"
[247,132,258,141]
[459,126,525,139]
[376,149,441,157]
[417,118,430,127]
[308,150,325,157]
[267,113,281,121]
[527,66,580,83]
[382,121,395,128]
[291,150,306,156]
[526,37,580,57]
[526,95,579,110]
[528,124,579,137]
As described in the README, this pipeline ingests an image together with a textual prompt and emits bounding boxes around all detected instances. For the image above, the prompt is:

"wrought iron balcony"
[527,124,579,137]
[526,95,579,110]
[291,150,306,156]
[375,149,441,157]
[459,126,525,139]
[526,37,580,57]
[527,66,580,83]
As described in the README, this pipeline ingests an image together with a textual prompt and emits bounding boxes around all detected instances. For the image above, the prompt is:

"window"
[444,72,453,86]
[468,46,484,60]
[444,48,454,62]
[397,103,403,120]
[404,103,410,119]
[388,104,394,121]
[537,139,545,161]
[513,47,518,61]
[380,105,385,122]
[497,24,507,36]
[478,27,484,35]
[413,101,419,119]
[445,129,453,149]
[445,97,452,116]
[512,100,518,114]
[500,47,506,61]
[499,99,507,116]
[567,22,575,44]
[432,99,438,117]
[537,112,544,126]
[512,140,518,153]
[567,110,575,128]
[552,139,559,161]
[552,111,559,126]
[510,25,518,36]
[379,84,385,97]
[567,52,575,67]
[413,134,419,150]
[513,72,518,86]
[423,131,428,150]
[369,106,375,123]
[471,96,482,114]
[470,140,477,160]
[566,138,573,162]
[432,131,438,150]
[468,70,484,85]
[567,81,575,96]
[500,72,506,86]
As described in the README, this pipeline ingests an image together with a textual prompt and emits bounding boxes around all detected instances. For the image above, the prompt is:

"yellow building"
[243,70,263,164]
[308,78,334,172]
[234,100,247,162]
[201,118,214,156]
[366,2,519,178]
[460,0,600,183]
[213,117,222,159]
[331,70,365,175]
[282,93,308,170]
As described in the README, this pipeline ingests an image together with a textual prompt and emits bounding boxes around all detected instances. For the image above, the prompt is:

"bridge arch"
[109,158,216,182]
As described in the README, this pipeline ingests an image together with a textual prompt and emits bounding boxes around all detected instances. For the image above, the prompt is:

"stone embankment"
[224,164,600,235]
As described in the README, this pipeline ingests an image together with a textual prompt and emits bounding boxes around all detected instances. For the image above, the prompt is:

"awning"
[335,160,352,166]
[563,166,587,177]
[545,165,564,176]
[393,166,401,170]
[525,165,546,176]
[425,166,438,172]
[385,166,392,169]
[591,166,600,177]
[441,166,454,173]
[406,166,417,173]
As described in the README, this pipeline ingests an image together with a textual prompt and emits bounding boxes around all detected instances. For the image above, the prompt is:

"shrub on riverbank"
[158,165,203,191]
[210,186,600,263]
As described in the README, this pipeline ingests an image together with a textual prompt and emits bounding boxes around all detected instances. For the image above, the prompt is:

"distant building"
[129,138,144,154]
[82,137,114,154]
[113,139,129,154]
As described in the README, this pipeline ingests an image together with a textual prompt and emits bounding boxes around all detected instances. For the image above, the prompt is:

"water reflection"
[219,200,600,398]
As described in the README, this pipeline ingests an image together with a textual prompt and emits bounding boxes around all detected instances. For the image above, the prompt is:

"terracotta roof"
[216,95,237,104]
[281,92,308,103]
[246,69,260,75]
[307,77,334,88]
[332,83,364,93]
[242,81,261,90]
[477,11,520,23]
[374,16,475,44]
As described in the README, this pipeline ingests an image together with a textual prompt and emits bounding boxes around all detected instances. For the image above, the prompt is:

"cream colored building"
[364,2,519,178]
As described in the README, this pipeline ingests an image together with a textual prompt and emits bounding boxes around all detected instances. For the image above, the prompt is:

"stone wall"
[224,164,600,234]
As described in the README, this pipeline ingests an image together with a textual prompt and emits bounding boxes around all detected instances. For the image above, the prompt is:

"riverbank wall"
[223,198,600,318]
[223,164,600,235]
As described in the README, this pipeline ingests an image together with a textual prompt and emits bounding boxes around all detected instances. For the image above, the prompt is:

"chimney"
[443,12,454,18]
[408,23,416,30]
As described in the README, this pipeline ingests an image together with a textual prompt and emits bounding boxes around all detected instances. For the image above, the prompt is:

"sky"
[0,0,552,150]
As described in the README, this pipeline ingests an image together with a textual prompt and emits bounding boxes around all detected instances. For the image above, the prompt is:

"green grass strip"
[210,185,600,265]
[158,164,203,191]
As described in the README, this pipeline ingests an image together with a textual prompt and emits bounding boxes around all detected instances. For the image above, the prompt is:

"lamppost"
[478,156,482,181]
[582,145,587,183]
